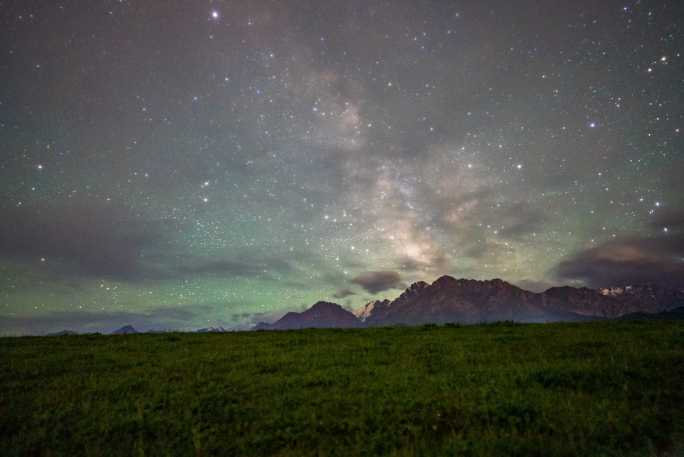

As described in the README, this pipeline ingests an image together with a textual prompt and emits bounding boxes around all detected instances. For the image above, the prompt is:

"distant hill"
[111,325,138,335]
[46,330,78,336]
[195,327,227,333]
[254,275,684,330]
[618,306,684,321]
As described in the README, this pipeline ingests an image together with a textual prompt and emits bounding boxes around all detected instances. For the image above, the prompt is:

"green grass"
[1,321,683,456]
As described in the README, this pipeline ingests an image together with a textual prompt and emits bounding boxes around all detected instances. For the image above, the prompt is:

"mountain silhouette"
[255,301,361,330]
[112,325,138,335]
[46,330,78,336]
[362,276,583,325]
[254,275,684,330]
[195,326,227,333]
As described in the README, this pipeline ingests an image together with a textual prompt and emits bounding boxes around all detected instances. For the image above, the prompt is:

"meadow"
[1,321,683,456]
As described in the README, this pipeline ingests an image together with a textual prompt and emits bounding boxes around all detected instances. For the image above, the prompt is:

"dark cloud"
[228,310,290,330]
[396,253,449,272]
[0,305,213,336]
[351,270,404,294]
[430,187,545,242]
[554,216,684,288]
[177,256,296,279]
[0,199,309,283]
[496,203,547,240]
[0,199,171,280]
[332,288,356,299]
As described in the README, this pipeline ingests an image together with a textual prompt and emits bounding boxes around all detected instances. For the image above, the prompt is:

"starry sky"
[1,0,683,334]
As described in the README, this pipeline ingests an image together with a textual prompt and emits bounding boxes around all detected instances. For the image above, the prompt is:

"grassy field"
[1,321,683,456]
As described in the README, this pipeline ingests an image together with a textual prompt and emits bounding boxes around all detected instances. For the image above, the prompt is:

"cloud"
[332,288,356,299]
[0,305,214,336]
[438,193,546,241]
[176,256,296,280]
[0,199,309,283]
[228,310,291,330]
[495,203,546,240]
[396,253,448,272]
[554,212,684,288]
[351,270,404,294]
[0,199,171,280]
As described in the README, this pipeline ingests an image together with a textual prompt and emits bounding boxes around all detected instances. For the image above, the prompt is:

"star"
[2,0,682,336]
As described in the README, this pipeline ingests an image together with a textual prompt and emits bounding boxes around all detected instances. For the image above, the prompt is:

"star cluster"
[1,0,682,334]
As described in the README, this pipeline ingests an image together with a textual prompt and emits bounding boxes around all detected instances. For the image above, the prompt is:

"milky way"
[1,1,683,334]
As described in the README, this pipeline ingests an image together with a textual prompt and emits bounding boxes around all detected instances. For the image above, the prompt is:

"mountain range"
[254,276,684,330]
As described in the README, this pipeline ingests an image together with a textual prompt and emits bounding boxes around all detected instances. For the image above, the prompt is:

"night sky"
[1,1,683,334]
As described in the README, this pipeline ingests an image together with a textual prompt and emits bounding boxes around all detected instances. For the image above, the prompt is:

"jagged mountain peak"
[432,275,455,284]
[409,280,430,289]
[363,275,544,325]
[309,301,346,312]
[431,276,519,290]
[545,285,596,294]
[355,299,391,321]
[254,276,684,330]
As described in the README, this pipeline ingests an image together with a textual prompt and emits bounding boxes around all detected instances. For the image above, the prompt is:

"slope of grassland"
[1,321,683,456]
